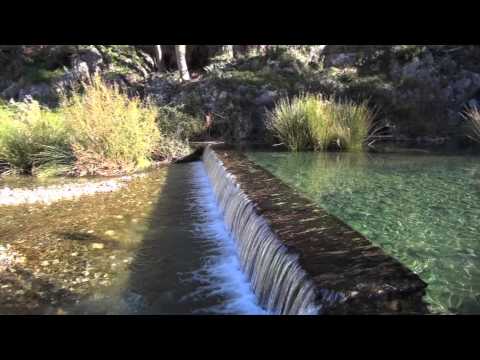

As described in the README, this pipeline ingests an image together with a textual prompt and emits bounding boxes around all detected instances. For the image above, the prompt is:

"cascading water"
[203,146,322,315]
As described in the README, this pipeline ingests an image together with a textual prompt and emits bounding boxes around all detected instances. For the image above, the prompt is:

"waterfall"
[202,147,323,315]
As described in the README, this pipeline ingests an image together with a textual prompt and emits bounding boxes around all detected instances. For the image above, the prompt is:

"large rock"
[1,81,21,100]
[254,90,278,107]
[71,59,90,80]
[17,83,56,104]
[74,47,103,75]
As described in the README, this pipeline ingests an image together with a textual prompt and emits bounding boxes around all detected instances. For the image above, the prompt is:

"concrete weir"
[202,145,428,314]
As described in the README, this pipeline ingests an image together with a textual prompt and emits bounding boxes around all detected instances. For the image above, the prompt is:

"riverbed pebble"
[0,174,145,206]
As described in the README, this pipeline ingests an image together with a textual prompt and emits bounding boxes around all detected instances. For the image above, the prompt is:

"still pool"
[247,151,480,314]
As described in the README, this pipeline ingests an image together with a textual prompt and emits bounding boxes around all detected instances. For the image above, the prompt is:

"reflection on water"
[248,151,480,314]
[0,162,264,315]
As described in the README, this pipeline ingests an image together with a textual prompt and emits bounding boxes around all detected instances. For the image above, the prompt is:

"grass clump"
[267,94,374,152]
[0,100,72,175]
[61,75,161,175]
[462,106,480,144]
[0,75,191,177]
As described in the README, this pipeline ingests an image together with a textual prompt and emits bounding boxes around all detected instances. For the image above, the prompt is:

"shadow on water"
[124,162,221,314]
[71,161,265,315]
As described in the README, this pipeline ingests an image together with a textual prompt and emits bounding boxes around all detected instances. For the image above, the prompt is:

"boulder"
[17,83,56,104]
[71,59,90,80]
[74,46,103,75]
[1,81,21,100]
[254,90,278,107]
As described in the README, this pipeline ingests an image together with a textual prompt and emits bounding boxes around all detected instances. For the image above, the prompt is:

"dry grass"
[61,75,161,174]
[0,76,192,177]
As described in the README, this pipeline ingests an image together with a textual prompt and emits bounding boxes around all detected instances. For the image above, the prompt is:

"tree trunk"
[175,45,190,81]
[220,45,234,60]
[153,45,164,72]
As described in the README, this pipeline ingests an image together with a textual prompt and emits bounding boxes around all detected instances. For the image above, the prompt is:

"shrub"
[267,94,374,152]
[0,76,192,177]
[61,75,162,174]
[320,98,374,151]
[0,100,72,175]
[23,66,66,85]
[462,106,480,143]
[156,104,205,141]
[266,96,315,151]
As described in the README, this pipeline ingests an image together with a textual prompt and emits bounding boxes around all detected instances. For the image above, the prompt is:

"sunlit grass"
[0,101,71,175]
[0,76,192,177]
[462,106,480,143]
[61,75,162,175]
[267,94,375,152]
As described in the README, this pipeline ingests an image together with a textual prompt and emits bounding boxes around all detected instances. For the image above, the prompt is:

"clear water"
[247,151,480,314]
[203,147,320,315]
[0,162,265,315]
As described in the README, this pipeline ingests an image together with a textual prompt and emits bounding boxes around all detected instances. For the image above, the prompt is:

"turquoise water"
[247,151,480,314]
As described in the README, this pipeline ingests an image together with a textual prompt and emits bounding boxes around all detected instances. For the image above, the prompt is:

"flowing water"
[203,147,321,315]
[247,151,480,314]
[0,162,265,315]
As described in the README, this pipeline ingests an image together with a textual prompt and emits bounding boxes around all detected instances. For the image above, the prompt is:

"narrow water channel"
[0,161,265,315]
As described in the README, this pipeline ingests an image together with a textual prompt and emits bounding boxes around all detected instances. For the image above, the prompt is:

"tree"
[220,45,234,60]
[175,45,190,81]
[153,45,164,72]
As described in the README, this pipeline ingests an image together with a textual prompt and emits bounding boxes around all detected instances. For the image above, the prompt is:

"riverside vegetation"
[463,106,480,144]
[1,45,480,315]
[0,75,193,177]
[2,45,480,153]
[267,94,375,152]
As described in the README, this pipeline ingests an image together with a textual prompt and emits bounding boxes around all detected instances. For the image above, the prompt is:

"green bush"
[0,76,192,177]
[61,75,165,174]
[266,96,315,151]
[0,101,72,175]
[23,66,66,84]
[156,104,205,141]
[267,94,374,152]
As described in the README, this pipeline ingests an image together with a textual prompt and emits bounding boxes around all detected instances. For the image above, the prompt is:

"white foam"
[187,161,267,315]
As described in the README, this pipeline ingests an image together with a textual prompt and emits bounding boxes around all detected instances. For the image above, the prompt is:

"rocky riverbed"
[0,174,145,206]
[0,169,167,314]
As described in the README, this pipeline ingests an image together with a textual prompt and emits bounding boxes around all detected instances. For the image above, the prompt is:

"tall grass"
[266,96,315,151]
[462,106,480,143]
[61,75,162,174]
[267,94,374,152]
[0,76,191,177]
[0,101,72,175]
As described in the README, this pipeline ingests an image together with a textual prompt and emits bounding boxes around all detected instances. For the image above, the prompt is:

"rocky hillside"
[0,45,158,106]
[2,45,480,146]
